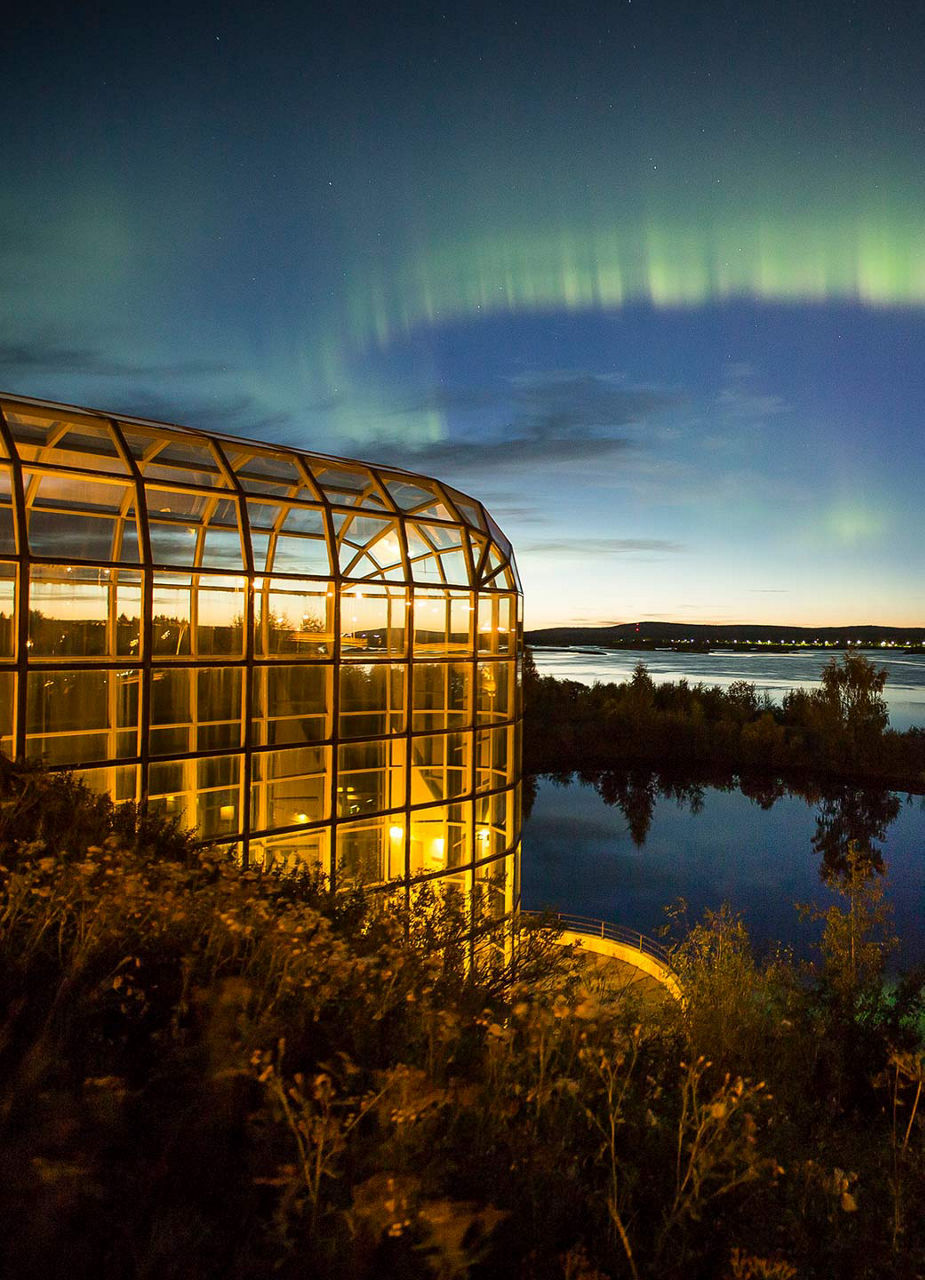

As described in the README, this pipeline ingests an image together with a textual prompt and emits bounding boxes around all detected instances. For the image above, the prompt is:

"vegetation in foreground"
[1,760,924,1279]
[524,651,925,791]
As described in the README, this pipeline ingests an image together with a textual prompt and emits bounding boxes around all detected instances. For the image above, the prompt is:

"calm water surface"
[531,647,925,730]
[523,774,925,971]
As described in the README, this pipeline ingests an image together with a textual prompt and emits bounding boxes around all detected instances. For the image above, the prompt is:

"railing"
[521,910,673,968]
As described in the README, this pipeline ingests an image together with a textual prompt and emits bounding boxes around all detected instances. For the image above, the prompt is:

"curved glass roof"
[0,393,520,593]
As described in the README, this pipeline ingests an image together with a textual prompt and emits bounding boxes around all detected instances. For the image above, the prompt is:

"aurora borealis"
[3,0,925,627]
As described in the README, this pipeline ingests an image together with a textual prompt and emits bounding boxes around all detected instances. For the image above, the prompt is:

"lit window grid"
[0,393,522,917]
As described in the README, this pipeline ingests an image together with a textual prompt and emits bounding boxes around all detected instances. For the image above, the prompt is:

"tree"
[814,842,897,1005]
[817,652,889,760]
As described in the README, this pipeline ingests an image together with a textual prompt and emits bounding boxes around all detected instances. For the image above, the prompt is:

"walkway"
[521,910,681,1000]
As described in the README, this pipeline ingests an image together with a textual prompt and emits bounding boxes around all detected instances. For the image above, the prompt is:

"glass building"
[0,393,522,931]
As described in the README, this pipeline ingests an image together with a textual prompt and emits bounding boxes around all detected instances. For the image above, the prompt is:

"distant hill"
[525,621,925,649]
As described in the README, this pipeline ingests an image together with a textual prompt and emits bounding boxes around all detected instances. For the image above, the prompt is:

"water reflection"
[527,766,909,884]
[522,769,925,967]
[808,785,900,881]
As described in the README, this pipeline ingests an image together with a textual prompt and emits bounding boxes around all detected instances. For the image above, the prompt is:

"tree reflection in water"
[531,767,909,886]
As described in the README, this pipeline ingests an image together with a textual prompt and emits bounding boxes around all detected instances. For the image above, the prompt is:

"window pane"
[0,466,16,554]
[0,563,16,658]
[413,590,472,656]
[411,662,471,731]
[311,463,383,508]
[409,731,471,803]
[336,815,393,884]
[4,410,128,473]
[337,739,405,816]
[477,594,514,654]
[476,661,513,721]
[0,671,15,756]
[268,535,330,576]
[475,789,513,861]
[408,801,471,876]
[74,763,141,805]
[28,567,140,658]
[149,666,244,756]
[251,745,331,830]
[123,431,229,487]
[149,754,243,840]
[148,517,201,566]
[474,850,514,928]
[26,669,139,764]
[152,575,246,657]
[232,450,306,494]
[380,476,443,513]
[26,474,138,561]
[339,664,405,738]
[476,725,512,793]
[253,664,332,745]
[336,514,402,579]
[340,586,407,656]
[197,577,246,655]
[152,577,192,656]
[256,580,333,656]
[249,828,329,874]
[201,524,244,569]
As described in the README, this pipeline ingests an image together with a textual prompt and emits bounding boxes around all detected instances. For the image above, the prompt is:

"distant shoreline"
[529,641,925,655]
[526,621,925,653]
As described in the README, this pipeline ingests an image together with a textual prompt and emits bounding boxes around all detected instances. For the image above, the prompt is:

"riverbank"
[524,654,925,794]
[530,645,925,732]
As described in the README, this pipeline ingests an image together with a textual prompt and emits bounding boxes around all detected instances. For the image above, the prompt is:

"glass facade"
[0,393,522,927]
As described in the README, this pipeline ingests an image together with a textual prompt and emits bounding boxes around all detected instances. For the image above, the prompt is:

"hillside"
[526,621,925,649]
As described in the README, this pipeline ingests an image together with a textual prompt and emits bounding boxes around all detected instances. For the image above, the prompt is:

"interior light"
[389,825,404,841]
[430,837,445,865]
[293,811,309,824]
[219,804,235,820]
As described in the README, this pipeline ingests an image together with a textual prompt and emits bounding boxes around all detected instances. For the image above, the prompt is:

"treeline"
[0,761,923,1278]
[524,651,925,790]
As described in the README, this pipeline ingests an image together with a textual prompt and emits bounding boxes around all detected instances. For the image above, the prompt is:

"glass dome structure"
[0,393,522,928]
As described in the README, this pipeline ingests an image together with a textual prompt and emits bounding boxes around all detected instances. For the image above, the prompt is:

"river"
[522,771,925,971]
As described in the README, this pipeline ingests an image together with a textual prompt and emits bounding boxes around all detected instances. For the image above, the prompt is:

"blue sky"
[3,0,924,627]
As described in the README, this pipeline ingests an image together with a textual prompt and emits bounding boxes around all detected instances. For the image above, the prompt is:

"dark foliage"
[0,761,923,1279]
[524,653,925,792]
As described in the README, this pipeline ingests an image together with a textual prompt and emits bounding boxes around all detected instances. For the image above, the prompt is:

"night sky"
[4,0,925,627]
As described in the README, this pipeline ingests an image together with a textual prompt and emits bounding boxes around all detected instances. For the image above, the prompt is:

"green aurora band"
[344,217,925,348]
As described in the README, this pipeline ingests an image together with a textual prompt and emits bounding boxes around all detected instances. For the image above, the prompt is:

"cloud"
[521,537,684,556]
[359,370,673,474]
[508,370,673,430]
[103,388,297,440]
[714,386,788,419]
[0,341,227,379]
[366,430,634,473]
